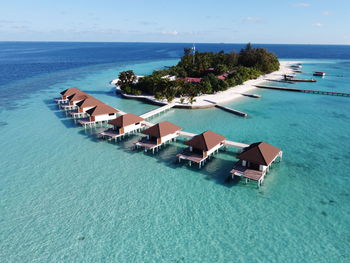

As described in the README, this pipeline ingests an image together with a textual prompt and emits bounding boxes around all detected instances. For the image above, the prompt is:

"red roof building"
[177,130,226,167]
[134,121,182,152]
[184,77,202,83]
[230,142,283,187]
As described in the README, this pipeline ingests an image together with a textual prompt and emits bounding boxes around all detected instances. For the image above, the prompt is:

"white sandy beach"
[114,60,301,108]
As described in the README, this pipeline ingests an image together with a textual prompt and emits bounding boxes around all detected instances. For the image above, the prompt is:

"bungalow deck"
[134,135,177,153]
[54,98,68,104]
[98,126,144,141]
[78,119,109,128]
[230,162,265,187]
[69,111,88,119]
[98,129,122,141]
[177,147,222,168]
[60,104,78,111]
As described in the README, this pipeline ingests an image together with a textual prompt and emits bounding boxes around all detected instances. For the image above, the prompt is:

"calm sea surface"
[0,42,350,262]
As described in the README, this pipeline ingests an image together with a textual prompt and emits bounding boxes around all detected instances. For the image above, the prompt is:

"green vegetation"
[117,43,279,103]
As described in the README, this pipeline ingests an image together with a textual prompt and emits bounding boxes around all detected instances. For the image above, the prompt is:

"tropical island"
[114,44,294,107]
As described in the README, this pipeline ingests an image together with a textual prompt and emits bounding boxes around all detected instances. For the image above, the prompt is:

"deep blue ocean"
[0,42,350,262]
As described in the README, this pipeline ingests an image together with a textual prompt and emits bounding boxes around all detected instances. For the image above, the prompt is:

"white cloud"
[161,30,178,36]
[312,23,323,27]
[322,11,333,15]
[243,17,265,23]
[293,2,310,7]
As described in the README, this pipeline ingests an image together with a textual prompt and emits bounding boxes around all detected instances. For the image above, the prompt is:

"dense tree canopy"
[116,43,279,103]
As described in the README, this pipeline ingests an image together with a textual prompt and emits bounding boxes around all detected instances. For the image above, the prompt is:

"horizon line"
[0,40,349,46]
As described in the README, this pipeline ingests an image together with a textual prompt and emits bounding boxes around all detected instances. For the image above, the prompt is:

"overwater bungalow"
[61,92,90,111]
[69,97,103,118]
[177,130,226,168]
[78,103,120,127]
[55,88,82,104]
[99,113,145,141]
[230,142,283,187]
[134,121,181,153]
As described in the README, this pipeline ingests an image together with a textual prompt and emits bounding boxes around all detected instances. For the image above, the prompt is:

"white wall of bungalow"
[78,105,95,113]
[146,132,178,145]
[241,161,268,173]
[189,142,223,158]
[90,113,118,122]
[121,122,143,134]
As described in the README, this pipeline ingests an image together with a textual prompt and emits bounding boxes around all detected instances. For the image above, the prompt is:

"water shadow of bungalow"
[55,88,82,104]
[78,103,120,128]
[61,92,90,111]
[230,142,283,187]
[176,130,226,168]
[69,97,103,119]
[134,121,181,153]
[99,113,145,141]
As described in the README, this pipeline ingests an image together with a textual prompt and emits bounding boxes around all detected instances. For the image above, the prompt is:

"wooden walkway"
[215,104,248,117]
[256,85,350,97]
[140,103,175,119]
[204,99,248,117]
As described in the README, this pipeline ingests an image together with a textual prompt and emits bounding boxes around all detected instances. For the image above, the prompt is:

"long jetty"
[140,103,175,119]
[215,104,248,117]
[204,99,248,117]
[255,85,350,97]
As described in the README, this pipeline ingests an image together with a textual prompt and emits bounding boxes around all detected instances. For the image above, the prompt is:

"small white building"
[108,113,144,134]
[70,97,103,118]
[134,121,182,153]
[230,142,283,187]
[99,113,145,141]
[61,92,90,110]
[161,75,177,81]
[177,130,226,168]
[85,103,120,122]
[55,88,82,104]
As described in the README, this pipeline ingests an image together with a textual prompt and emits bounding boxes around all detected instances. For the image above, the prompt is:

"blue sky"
[0,0,349,44]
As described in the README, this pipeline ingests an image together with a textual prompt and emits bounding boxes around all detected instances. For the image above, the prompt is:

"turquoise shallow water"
[1,56,350,262]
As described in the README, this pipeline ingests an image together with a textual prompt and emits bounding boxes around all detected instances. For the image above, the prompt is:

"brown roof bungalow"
[81,103,119,123]
[134,121,181,153]
[76,97,103,112]
[177,130,226,168]
[67,92,90,105]
[55,88,83,104]
[99,113,145,141]
[69,97,103,119]
[60,88,82,99]
[108,113,144,129]
[230,142,283,187]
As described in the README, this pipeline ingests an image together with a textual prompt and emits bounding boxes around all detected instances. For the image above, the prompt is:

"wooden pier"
[204,99,248,117]
[140,103,175,119]
[286,78,316,82]
[215,104,248,117]
[241,93,261,98]
[264,79,296,84]
[255,85,350,97]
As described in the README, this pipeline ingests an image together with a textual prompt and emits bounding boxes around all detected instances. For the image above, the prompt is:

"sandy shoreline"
[113,60,301,108]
